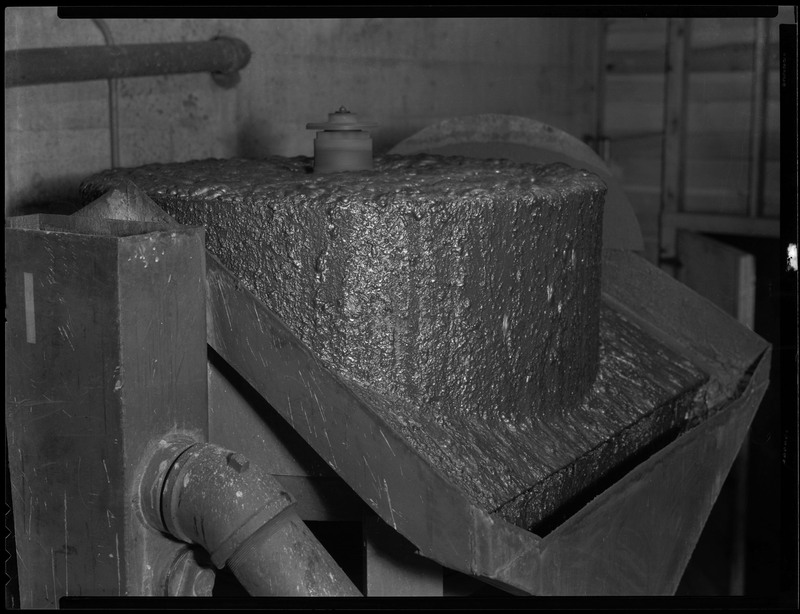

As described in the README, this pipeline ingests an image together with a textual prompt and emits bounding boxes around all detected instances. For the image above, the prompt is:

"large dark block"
[82,154,606,425]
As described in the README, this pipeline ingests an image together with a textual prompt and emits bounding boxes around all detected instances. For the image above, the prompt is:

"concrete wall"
[5,9,601,216]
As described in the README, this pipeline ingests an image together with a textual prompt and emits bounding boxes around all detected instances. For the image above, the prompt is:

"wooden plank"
[606,71,780,104]
[606,40,780,74]
[659,18,691,268]
[664,212,779,237]
[747,17,771,217]
[606,17,668,51]
[5,215,207,605]
[611,130,780,162]
[619,156,780,190]
[207,351,334,479]
[689,18,757,47]
[676,231,756,328]
[675,230,756,595]
[363,514,443,596]
[273,476,366,522]
[605,99,781,139]
[616,156,780,220]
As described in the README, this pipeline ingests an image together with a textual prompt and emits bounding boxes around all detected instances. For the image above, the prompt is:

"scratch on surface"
[253,302,264,332]
[301,401,312,434]
[15,547,28,572]
[363,455,379,487]
[379,430,397,456]
[287,396,295,427]
[324,429,336,469]
[106,509,115,528]
[313,391,326,422]
[51,547,56,595]
[58,325,76,351]
[63,491,69,595]
[115,532,121,595]
[298,369,310,393]
[27,497,32,535]
[102,459,110,484]
[220,285,233,330]
[383,479,397,530]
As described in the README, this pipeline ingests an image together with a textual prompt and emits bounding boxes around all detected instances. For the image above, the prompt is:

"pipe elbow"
[140,437,360,596]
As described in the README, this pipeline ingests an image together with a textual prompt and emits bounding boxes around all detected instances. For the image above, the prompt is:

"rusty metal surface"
[82,155,605,426]
[5,215,207,605]
[72,182,769,595]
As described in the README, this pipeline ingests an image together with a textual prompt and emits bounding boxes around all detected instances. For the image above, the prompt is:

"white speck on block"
[788,244,797,271]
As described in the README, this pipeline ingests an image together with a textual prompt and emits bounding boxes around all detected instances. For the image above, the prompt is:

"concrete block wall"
[5,9,602,217]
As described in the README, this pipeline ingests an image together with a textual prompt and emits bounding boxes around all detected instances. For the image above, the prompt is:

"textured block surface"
[82,154,606,425]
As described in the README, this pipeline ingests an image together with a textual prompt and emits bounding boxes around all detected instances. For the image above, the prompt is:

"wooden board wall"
[602,14,788,263]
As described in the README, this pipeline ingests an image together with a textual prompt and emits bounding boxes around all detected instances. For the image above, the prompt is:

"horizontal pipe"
[5,36,251,88]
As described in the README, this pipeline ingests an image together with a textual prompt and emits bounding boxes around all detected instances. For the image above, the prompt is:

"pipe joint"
[139,436,360,596]
[159,442,295,568]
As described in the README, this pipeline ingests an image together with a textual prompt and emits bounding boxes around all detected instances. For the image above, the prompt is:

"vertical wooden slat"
[659,18,691,274]
[675,230,757,596]
[593,18,609,158]
[747,17,770,218]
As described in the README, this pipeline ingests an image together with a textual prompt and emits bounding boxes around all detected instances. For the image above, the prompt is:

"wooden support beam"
[659,18,691,273]
[5,214,208,605]
[363,514,443,597]
[748,17,771,218]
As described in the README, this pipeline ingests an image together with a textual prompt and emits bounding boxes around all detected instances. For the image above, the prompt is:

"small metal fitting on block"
[306,107,378,174]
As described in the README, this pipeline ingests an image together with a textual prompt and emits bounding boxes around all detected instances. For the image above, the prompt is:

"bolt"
[226,452,249,473]
[166,548,216,597]
[190,567,217,597]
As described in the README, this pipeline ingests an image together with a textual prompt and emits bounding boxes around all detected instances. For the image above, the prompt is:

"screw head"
[190,567,217,597]
[166,548,216,597]
[226,452,250,473]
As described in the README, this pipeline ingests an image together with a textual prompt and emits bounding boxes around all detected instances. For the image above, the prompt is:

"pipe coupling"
[140,438,295,568]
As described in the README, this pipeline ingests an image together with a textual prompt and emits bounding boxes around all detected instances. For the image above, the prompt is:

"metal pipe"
[5,37,251,88]
[747,17,770,218]
[141,439,361,597]
[91,19,121,168]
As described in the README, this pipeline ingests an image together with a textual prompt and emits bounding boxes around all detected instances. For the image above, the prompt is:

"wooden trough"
[70,174,769,596]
